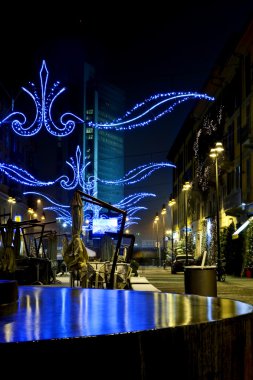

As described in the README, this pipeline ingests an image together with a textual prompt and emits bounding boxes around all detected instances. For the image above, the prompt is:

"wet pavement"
[39,264,253,306]
[140,266,253,305]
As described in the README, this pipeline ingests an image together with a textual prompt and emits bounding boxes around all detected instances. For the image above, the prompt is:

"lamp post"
[182,182,191,265]
[85,218,90,244]
[28,208,34,220]
[161,204,167,255]
[154,212,160,266]
[209,142,224,281]
[168,198,176,261]
[8,197,16,219]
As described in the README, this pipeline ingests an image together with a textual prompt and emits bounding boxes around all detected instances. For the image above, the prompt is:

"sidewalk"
[140,266,253,306]
[53,265,253,305]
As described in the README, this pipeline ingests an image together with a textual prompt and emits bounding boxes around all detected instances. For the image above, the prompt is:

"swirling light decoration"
[98,161,175,185]
[88,92,215,130]
[0,61,214,135]
[0,145,174,190]
[0,61,215,231]
[0,60,83,136]
[24,191,156,231]
[0,144,158,229]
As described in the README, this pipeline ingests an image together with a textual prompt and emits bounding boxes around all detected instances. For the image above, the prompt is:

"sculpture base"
[0,286,252,379]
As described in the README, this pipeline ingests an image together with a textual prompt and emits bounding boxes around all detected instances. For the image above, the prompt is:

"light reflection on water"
[0,286,252,343]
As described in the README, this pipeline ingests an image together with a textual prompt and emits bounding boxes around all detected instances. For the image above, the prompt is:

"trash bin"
[184,265,217,297]
[244,267,252,278]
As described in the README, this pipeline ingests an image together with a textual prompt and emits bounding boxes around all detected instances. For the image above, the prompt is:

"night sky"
[1,3,253,240]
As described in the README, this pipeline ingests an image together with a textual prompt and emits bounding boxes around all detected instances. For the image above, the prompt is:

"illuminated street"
[140,266,253,306]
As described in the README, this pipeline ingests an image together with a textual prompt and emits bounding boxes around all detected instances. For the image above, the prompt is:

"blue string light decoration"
[0,60,215,231]
[88,92,215,130]
[0,144,158,229]
[0,145,174,190]
[0,60,214,135]
[23,190,156,231]
[98,161,176,185]
[0,60,84,136]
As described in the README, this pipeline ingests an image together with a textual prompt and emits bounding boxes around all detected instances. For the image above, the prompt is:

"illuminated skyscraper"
[83,63,126,206]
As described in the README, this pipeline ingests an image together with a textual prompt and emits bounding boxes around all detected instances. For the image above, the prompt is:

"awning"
[232,216,253,239]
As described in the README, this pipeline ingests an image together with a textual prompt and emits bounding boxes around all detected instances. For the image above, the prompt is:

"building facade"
[167,17,253,267]
[83,63,125,206]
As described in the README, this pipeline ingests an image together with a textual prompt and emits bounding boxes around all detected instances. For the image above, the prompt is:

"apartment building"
[167,16,253,262]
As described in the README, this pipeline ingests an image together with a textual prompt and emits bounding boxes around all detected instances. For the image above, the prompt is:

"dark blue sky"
[1,3,253,239]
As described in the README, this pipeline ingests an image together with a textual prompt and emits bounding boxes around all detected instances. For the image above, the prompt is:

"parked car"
[171,254,195,274]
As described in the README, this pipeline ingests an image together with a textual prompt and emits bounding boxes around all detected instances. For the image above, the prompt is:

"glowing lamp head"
[182,181,191,191]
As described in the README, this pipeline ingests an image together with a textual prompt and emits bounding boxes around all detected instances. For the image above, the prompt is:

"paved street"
[54,265,253,306]
[140,265,253,305]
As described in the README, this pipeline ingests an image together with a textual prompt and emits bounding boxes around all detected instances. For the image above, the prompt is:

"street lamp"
[161,204,167,254]
[182,181,191,265]
[154,212,160,266]
[209,141,224,281]
[168,198,176,261]
[8,197,16,219]
[28,208,34,220]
